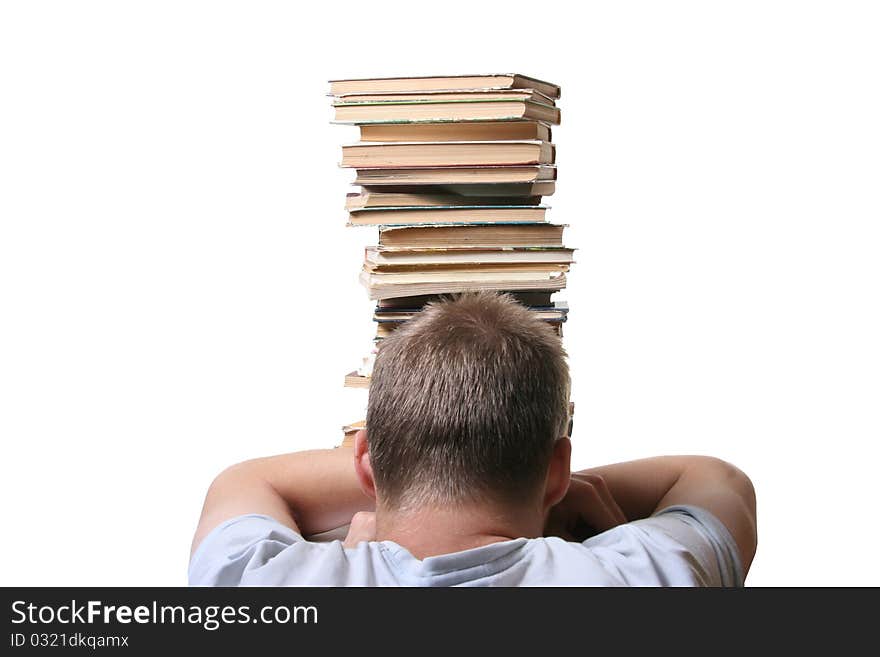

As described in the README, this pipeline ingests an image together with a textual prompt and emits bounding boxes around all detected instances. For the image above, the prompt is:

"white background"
[1,1,878,586]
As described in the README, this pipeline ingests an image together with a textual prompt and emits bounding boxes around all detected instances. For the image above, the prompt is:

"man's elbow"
[199,460,262,517]
[701,456,758,565]
[705,457,755,508]
[191,460,266,556]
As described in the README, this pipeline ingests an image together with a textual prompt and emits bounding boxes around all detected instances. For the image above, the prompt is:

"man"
[189,292,756,586]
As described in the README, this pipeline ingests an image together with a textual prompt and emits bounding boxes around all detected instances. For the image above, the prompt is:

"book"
[329,74,561,99]
[348,205,547,226]
[360,182,556,197]
[363,262,569,272]
[336,88,556,105]
[343,371,370,389]
[364,247,574,267]
[375,290,556,309]
[374,317,563,339]
[378,223,566,249]
[375,323,396,339]
[354,165,556,186]
[359,265,568,300]
[345,191,542,209]
[341,141,555,168]
[334,99,560,125]
[359,121,551,143]
[340,420,365,447]
[344,375,371,390]
[375,301,569,324]
[364,261,570,274]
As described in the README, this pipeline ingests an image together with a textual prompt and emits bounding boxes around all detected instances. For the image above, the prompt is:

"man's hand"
[556,457,758,572]
[545,473,627,541]
[343,511,377,548]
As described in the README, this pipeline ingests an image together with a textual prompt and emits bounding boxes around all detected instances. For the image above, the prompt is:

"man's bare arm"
[190,448,372,555]
[579,456,757,572]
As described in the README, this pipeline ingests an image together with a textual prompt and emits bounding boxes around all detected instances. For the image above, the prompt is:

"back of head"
[366,292,571,510]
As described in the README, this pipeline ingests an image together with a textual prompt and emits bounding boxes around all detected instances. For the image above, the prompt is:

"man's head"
[355,292,571,514]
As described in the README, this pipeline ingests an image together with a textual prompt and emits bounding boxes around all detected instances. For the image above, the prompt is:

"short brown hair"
[366,292,571,509]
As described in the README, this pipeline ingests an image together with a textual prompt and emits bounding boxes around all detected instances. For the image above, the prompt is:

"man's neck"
[374,503,543,560]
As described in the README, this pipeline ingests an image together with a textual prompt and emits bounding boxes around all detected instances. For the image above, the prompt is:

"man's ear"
[543,437,572,510]
[353,429,377,501]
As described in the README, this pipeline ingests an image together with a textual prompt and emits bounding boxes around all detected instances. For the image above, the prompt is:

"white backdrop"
[1,1,878,586]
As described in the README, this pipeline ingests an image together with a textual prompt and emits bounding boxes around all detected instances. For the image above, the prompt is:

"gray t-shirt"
[188,505,743,586]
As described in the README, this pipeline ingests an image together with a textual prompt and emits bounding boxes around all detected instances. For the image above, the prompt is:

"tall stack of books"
[330,74,571,446]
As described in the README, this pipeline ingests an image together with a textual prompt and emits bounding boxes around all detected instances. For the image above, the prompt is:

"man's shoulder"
[188,508,741,587]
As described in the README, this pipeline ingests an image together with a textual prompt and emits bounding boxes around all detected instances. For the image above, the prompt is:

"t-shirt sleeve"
[585,504,744,586]
[635,505,744,586]
[188,514,304,586]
